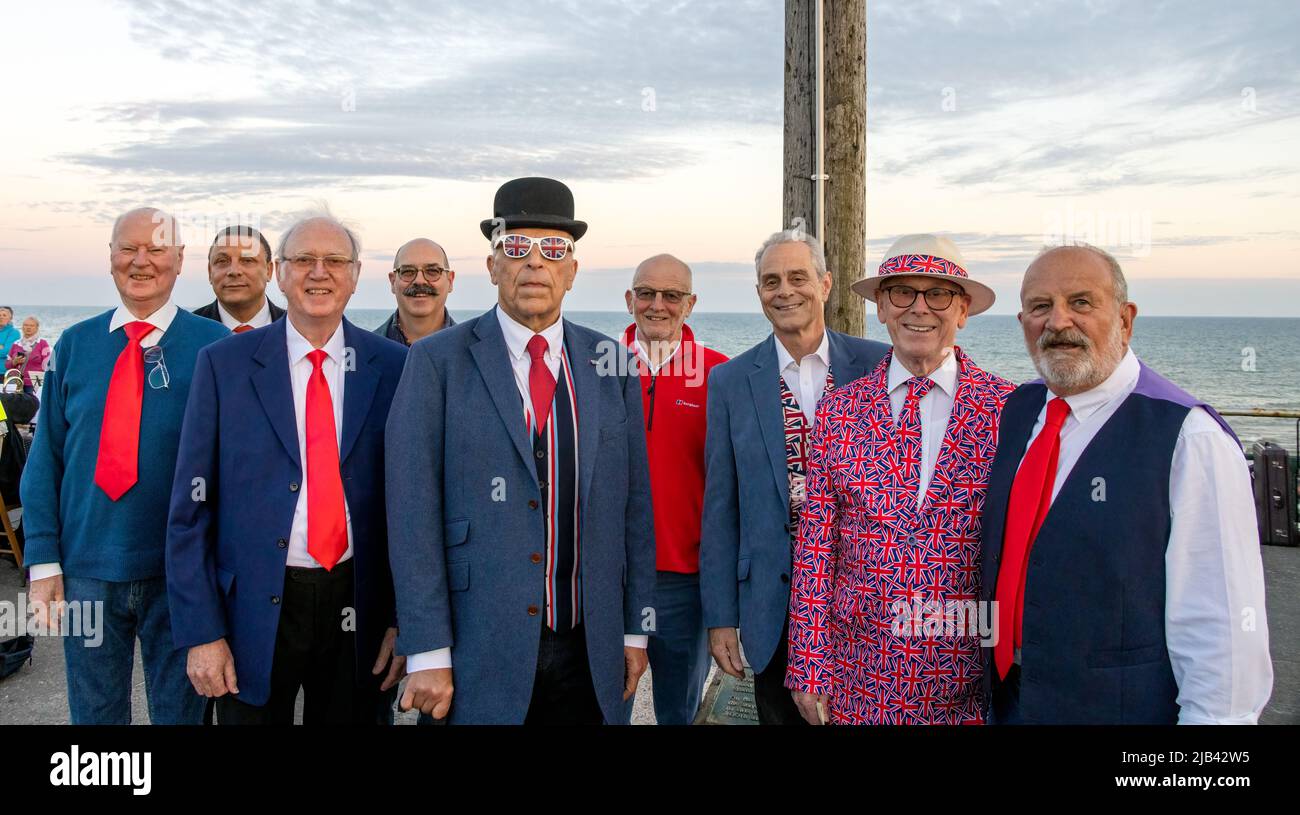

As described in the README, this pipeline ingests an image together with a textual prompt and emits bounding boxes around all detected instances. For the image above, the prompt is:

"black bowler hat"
[479,176,588,241]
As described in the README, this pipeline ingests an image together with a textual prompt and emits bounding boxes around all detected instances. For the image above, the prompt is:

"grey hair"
[1037,242,1128,305]
[276,207,362,262]
[754,229,828,279]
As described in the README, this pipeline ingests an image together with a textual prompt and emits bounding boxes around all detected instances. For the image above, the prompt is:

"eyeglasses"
[143,346,169,390]
[492,234,574,261]
[881,284,964,311]
[394,264,450,283]
[633,287,692,305]
[282,254,356,273]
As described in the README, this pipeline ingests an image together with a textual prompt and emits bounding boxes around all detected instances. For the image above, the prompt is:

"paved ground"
[2,546,1295,724]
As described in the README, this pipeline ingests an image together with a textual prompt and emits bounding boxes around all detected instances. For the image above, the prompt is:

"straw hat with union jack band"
[850,233,996,316]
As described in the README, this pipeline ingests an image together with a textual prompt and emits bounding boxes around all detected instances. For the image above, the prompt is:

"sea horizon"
[12,304,1298,454]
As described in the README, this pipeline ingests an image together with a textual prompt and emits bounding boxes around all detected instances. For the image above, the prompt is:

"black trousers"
[751,620,808,726]
[990,664,1023,725]
[524,624,605,725]
[216,560,395,725]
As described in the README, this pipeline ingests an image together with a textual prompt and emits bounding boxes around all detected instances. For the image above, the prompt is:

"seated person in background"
[6,316,52,396]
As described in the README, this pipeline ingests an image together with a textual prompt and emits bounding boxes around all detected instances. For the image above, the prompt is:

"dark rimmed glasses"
[880,284,964,311]
[394,264,450,283]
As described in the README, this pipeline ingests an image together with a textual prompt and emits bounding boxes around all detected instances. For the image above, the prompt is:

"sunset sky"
[2,0,1297,316]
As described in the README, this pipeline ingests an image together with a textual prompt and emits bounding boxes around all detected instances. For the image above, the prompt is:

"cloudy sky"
[2,0,1297,316]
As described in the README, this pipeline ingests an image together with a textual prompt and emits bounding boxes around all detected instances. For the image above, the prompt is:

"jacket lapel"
[339,319,379,464]
[749,335,790,510]
[565,320,602,517]
[250,320,302,471]
[826,329,860,385]
[469,307,535,474]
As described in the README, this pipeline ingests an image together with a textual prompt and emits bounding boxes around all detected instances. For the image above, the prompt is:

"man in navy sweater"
[21,207,230,724]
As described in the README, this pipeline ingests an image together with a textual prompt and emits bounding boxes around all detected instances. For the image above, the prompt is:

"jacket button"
[277,538,288,549]
[535,449,546,460]
[528,500,539,510]
[530,553,542,564]
[270,596,280,605]
[538,479,547,490]
[527,605,539,616]
[780,573,789,584]
[289,482,299,492]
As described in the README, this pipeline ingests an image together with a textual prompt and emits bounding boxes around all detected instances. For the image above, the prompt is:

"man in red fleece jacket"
[621,254,729,724]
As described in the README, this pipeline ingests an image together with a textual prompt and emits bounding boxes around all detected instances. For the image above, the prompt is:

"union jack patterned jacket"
[785,347,1014,724]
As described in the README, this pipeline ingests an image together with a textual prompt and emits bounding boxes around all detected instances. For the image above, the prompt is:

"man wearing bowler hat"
[386,177,655,724]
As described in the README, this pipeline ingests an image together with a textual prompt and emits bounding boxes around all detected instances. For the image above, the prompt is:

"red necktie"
[94,321,154,501]
[233,324,253,334]
[994,396,1072,679]
[305,349,347,570]
[526,335,557,433]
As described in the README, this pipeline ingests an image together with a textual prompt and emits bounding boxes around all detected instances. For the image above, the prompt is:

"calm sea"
[16,305,1300,453]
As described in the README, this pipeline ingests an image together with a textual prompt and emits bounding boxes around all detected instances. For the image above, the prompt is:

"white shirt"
[407,307,647,675]
[284,318,354,569]
[29,300,178,582]
[886,351,958,506]
[633,335,683,375]
[775,331,830,424]
[216,297,273,331]
[1017,348,1272,724]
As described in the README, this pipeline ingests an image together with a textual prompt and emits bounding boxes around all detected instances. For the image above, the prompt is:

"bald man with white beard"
[375,238,456,346]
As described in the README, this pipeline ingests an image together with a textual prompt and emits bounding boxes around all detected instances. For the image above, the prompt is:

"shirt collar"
[497,305,564,362]
[285,316,346,365]
[216,297,271,330]
[626,322,692,373]
[774,330,830,373]
[887,349,958,397]
[109,300,177,335]
[1056,346,1140,423]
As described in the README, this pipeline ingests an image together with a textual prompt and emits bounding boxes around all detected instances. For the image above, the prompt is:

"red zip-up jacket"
[622,323,729,573]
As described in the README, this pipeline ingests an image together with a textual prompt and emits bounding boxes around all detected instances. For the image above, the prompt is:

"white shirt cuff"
[29,562,62,581]
[624,634,648,649]
[407,648,452,672]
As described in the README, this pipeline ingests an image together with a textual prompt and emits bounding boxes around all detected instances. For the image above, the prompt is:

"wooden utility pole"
[783,0,867,337]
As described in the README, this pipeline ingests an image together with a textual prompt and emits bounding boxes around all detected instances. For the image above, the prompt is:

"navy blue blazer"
[699,330,890,674]
[166,317,408,707]
[385,306,655,725]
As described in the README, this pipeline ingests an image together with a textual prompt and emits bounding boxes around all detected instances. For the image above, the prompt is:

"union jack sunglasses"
[493,233,574,260]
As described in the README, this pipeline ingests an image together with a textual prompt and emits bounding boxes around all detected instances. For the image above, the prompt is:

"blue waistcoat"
[980,362,1236,724]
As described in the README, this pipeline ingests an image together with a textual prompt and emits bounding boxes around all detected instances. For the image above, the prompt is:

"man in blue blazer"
[167,213,409,724]
[700,229,890,725]
[387,177,655,725]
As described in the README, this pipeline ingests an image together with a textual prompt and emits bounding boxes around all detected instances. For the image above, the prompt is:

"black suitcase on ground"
[1252,440,1297,546]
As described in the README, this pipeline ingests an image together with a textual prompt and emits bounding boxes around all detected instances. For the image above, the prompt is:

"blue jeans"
[61,575,204,725]
[644,570,710,725]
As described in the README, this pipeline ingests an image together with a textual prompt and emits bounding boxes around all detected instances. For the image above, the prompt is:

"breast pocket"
[444,519,469,548]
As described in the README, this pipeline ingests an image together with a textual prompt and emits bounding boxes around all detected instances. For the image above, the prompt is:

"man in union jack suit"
[785,234,1015,724]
